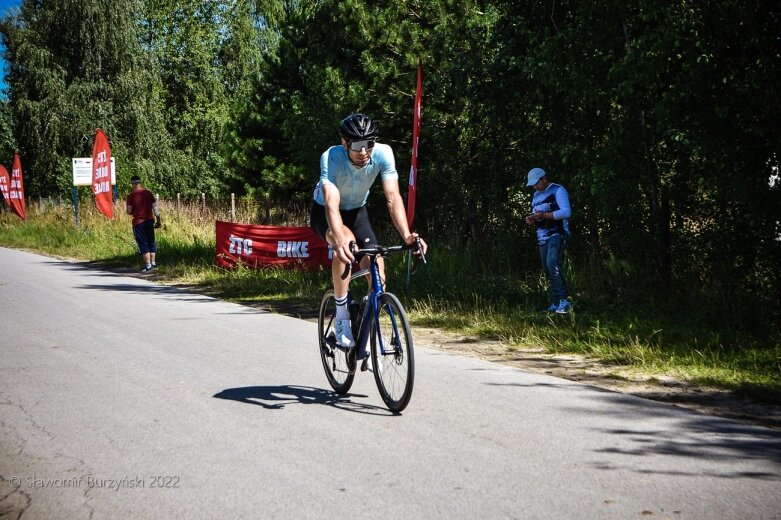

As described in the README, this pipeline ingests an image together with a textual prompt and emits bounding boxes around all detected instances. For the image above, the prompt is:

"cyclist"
[310,113,427,348]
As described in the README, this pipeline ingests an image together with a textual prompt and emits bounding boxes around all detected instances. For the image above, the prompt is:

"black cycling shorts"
[310,202,378,249]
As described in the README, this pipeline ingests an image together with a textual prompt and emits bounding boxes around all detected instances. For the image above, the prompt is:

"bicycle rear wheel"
[318,290,355,394]
[371,292,414,412]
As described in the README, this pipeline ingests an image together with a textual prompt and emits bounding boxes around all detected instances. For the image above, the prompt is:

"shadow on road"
[572,393,781,477]
[76,282,221,301]
[45,259,278,314]
[213,385,392,416]
[486,380,781,479]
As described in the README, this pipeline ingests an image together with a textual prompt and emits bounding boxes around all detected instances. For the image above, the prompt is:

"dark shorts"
[310,202,378,250]
[133,220,157,254]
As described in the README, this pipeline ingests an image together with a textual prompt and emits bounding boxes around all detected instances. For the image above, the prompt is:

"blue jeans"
[539,234,568,302]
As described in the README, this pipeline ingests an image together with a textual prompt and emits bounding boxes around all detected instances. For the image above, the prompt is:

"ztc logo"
[229,234,253,255]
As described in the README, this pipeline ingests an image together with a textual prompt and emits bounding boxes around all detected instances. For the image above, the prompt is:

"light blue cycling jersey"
[312,143,398,210]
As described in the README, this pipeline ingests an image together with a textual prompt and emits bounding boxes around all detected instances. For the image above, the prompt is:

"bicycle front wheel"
[318,290,355,394]
[371,292,414,412]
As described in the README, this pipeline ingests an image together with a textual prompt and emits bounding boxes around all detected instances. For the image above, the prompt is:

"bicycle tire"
[371,292,415,412]
[318,290,355,394]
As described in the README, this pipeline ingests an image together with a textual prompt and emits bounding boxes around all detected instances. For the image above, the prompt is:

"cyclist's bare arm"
[322,184,354,264]
[382,178,428,255]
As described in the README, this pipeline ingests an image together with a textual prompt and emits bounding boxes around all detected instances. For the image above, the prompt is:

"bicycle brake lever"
[415,237,427,265]
[340,241,357,280]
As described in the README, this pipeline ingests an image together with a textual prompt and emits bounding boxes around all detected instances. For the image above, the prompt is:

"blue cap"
[526,168,546,187]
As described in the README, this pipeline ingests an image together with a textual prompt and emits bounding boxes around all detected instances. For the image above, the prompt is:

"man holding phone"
[525,167,572,313]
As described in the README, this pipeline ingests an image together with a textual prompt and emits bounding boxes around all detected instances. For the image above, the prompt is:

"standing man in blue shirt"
[310,113,427,347]
[525,167,572,313]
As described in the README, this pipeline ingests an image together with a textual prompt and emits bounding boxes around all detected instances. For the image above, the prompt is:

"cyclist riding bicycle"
[310,113,427,348]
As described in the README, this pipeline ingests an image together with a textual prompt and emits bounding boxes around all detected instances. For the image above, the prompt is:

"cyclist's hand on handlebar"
[404,233,428,256]
[337,241,356,280]
[334,240,355,265]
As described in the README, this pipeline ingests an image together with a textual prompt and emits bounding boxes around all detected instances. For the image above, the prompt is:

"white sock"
[335,294,350,320]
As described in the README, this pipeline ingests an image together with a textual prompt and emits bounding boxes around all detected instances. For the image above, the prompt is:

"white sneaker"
[334,319,355,348]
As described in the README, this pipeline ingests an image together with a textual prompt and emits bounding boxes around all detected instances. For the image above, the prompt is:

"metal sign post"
[72,187,79,225]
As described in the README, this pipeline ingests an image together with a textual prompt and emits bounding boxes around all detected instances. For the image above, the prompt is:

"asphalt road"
[1,247,779,519]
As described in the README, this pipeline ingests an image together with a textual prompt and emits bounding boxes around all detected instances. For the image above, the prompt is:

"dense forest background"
[1,1,779,334]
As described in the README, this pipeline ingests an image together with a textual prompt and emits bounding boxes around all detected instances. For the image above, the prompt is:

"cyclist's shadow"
[213,385,389,415]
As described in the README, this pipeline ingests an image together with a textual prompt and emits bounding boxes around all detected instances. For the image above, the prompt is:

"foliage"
[0,1,779,336]
[0,0,168,195]
[0,99,15,170]
[140,0,260,196]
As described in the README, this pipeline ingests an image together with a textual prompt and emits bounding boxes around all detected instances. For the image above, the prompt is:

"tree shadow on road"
[570,392,781,477]
[486,380,781,479]
[213,385,392,416]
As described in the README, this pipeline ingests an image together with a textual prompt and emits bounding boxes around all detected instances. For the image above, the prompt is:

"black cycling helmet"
[339,113,379,140]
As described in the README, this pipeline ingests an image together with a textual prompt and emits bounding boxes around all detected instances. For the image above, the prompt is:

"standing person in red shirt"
[126,175,162,273]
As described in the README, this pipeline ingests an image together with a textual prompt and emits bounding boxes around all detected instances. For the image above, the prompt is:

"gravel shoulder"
[413,326,781,430]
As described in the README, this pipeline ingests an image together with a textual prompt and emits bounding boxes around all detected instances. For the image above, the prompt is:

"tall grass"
[1,199,779,398]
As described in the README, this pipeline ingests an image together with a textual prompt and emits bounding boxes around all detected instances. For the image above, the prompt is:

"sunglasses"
[347,139,376,152]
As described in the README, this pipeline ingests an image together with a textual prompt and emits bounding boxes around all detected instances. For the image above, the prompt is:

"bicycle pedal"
[360,358,372,372]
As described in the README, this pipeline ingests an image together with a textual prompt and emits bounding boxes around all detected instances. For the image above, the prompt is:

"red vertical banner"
[0,166,10,213]
[92,128,113,219]
[406,61,423,229]
[9,154,27,220]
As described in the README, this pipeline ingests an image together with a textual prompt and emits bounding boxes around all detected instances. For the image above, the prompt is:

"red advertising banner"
[406,61,423,229]
[92,128,113,219]
[8,154,26,219]
[215,220,332,269]
[0,165,10,213]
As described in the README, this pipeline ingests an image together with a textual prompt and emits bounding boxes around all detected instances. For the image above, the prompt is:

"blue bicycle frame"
[320,239,423,412]
[349,253,398,363]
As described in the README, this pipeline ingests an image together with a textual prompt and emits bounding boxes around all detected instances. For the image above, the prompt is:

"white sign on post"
[72,157,116,186]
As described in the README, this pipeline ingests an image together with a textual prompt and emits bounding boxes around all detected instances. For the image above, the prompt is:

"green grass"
[409,294,780,395]
[2,201,779,401]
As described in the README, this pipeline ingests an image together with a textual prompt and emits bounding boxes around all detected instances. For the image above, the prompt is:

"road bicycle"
[318,239,425,413]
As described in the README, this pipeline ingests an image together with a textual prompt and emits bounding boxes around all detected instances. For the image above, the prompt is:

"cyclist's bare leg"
[357,255,385,293]
[326,226,356,297]
[359,256,371,291]
[352,256,385,294]
[376,256,386,291]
